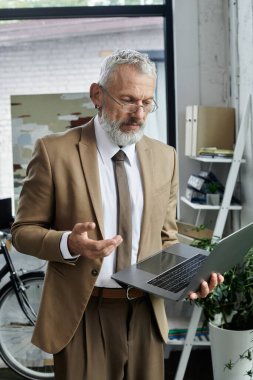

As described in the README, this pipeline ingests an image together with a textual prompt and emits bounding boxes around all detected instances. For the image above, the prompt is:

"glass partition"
[0,0,175,204]
[0,16,167,202]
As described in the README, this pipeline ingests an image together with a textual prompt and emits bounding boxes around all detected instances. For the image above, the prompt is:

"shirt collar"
[94,115,136,166]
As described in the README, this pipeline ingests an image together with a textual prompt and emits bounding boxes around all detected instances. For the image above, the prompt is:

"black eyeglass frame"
[99,85,158,114]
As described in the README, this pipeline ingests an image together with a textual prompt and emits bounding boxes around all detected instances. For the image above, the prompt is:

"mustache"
[100,113,145,146]
[122,118,144,127]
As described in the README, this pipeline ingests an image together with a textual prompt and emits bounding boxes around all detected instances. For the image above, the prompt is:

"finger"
[82,236,123,258]
[196,281,209,299]
[74,222,96,234]
[68,223,96,256]
[217,273,224,283]
[84,235,121,250]
[99,236,123,257]
[208,273,218,292]
[103,243,119,257]
[188,273,222,300]
[188,279,209,300]
[188,291,198,300]
[207,273,223,291]
[112,235,123,244]
[98,236,123,252]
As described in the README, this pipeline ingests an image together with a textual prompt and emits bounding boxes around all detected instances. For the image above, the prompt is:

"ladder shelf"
[170,95,252,380]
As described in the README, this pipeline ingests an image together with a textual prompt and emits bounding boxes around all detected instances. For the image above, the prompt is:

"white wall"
[237,1,253,226]
[174,0,253,231]
[173,0,230,227]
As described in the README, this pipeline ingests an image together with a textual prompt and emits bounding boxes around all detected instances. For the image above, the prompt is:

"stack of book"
[185,171,240,205]
[185,171,223,204]
[168,327,209,342]
[185,105,235,157]
[198,147,234,158]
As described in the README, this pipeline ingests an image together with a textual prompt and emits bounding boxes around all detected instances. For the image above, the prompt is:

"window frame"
[0,1,175,147]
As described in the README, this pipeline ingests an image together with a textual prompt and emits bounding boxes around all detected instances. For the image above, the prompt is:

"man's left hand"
[188,273,224,300]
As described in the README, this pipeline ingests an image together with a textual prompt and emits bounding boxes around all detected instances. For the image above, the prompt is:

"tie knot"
[112,150,126,162]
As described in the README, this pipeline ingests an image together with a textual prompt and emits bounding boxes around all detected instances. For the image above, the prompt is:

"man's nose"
[131,105,146,117]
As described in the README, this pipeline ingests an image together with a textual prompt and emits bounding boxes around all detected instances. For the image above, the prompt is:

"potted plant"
[206,182,220,205]
[191,237,253,380]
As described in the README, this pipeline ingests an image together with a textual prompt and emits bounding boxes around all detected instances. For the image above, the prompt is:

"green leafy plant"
[191,233,253,377]
[195,246,253,330]
[207,182,219,194]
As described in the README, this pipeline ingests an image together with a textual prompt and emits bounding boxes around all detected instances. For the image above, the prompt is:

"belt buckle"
[126,286,137,301]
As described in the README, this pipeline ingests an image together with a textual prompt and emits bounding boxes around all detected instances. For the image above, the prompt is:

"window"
[0,0,164,7]
[0,1,175,199]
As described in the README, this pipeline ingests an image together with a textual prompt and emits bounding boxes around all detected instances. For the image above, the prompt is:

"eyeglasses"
[99,85,158,114]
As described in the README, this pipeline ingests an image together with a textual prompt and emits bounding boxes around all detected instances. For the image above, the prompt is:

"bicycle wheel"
[0,272,54,380]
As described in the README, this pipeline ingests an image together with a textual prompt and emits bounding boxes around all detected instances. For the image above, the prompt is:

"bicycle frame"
[0,241,37,325]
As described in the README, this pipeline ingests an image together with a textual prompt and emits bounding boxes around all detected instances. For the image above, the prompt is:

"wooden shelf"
[181,196,242,211]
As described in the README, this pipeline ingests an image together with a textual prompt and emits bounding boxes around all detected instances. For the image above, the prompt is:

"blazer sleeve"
[11,138,69,263]
[161,147,179,248]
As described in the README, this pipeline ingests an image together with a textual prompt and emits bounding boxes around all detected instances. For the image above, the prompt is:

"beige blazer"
[11,120,179,354]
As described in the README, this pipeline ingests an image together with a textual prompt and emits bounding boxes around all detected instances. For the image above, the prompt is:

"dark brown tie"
[112,150,132,271]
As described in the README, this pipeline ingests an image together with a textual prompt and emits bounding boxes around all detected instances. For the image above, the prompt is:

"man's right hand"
[67,222,123,260]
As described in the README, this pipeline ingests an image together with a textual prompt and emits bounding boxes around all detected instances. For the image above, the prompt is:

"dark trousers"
[53,295,164,380]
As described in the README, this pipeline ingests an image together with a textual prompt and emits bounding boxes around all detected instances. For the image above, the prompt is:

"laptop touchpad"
[137,251,186,275]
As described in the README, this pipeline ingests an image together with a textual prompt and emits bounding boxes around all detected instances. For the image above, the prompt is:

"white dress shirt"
[60,116,144,288]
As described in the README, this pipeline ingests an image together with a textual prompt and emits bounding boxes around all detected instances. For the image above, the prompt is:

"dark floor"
[0,348,213,380]
[165,349,213,380]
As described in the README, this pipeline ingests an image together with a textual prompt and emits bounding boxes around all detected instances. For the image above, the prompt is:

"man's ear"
[90,83,102,109]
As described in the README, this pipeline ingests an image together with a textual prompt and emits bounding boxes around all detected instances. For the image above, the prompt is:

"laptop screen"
[136,251,186,275]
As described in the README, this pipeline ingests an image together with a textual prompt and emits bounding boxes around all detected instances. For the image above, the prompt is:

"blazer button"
[91,269,98,276]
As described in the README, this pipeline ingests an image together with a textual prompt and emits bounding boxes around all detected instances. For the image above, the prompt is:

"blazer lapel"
[136,137,154,261]
[77,126,154,247]
[78,121,104,238]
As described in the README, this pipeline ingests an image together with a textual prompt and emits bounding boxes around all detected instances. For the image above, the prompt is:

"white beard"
[99,113,145,147]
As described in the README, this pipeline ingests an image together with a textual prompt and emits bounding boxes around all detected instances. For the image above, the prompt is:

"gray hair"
[98,49,157,86]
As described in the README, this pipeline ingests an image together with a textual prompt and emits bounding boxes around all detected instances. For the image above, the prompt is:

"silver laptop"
[112,223,253,301]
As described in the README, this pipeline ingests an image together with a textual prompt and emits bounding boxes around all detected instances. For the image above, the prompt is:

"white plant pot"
[209,321,253,380]
[206,193,220,205]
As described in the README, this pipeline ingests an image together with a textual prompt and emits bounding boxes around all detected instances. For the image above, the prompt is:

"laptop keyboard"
[147,254,207,293]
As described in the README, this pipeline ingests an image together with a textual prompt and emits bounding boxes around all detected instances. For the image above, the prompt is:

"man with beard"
[11,49,223,380]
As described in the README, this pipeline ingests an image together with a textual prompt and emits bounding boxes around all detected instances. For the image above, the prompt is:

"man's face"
[99,65,156,146]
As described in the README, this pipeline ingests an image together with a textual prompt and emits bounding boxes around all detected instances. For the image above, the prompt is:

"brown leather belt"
[91,287,146,300]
